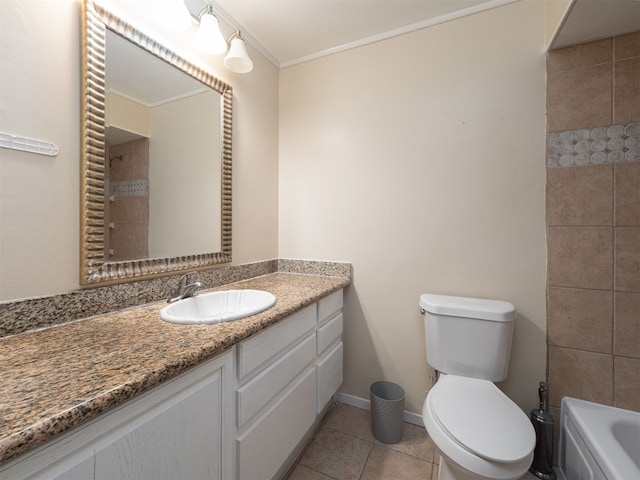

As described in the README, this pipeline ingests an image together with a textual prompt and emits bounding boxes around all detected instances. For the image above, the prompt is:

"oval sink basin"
[160,289,276,325]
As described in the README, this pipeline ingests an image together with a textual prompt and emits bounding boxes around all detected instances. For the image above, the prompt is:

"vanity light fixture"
[154,1,254,73]
[223,31,253,73]
[194,5,227,54]
[194,4,254,73]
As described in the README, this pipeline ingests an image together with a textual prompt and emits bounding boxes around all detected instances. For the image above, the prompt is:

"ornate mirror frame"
[80,0,232,286]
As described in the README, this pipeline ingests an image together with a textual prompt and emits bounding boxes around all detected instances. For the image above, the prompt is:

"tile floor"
[284,403,540,480]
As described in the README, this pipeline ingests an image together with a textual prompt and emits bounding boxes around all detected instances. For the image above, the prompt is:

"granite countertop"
[0,272,349,465]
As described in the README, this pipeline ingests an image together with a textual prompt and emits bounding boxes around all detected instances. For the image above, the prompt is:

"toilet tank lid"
[419,294,515,322]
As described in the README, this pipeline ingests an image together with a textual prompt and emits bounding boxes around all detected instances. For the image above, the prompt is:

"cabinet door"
[317,342,343,414]
[317,290,343,324]
[316,312,343,356]
[237,368,316,480]
[237,334,315,428]
[93,354,232,480]
[0,444,96,480]
[51,458,95,480]
[1,352,234,480]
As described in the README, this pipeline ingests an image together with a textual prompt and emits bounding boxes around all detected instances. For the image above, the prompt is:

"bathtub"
[559,397,640,480]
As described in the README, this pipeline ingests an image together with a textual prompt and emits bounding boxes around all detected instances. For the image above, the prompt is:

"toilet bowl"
[423,374,535,480]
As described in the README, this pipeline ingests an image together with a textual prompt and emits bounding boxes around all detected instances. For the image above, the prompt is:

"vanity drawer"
[237,367,316,480]
[317,313,343,356]
[237,304,316,380]
[237,333,315,428]
[316,342,343,414]
[318,290,343,325]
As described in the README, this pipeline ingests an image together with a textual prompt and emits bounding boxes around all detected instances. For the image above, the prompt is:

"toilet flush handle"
[419,308,426,315]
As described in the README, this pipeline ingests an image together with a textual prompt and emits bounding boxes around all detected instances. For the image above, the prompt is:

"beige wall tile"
[545,31,640,419]
[615,227,640,292]
[108,145,128,182]
[547,38,612,74]
[614,356,640,411]
[547,165,612,226]
[615,31,640,61]
[614,58,640,124]
[547,227,613,289]
[547,63,613,132]
[112,197,149,225]
[110,223,149,261]
[615,292,640,358]
[547,346,613,407]
[131,138,150,179]
[615,162,640,226]
[548,287,612,353]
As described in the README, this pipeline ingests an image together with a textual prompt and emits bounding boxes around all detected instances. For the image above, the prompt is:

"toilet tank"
[420,294,516,382]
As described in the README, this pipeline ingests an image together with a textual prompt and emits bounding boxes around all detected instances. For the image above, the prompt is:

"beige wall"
[149,91,221,257]
[106,92,150,137]
[2,0,548,415]
[546,33,640,417]
[0,0,279,300]
[279,0,547,413]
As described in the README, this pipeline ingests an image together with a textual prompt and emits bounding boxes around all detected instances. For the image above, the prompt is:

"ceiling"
[106,30,207,106]
[183,0,519,67]
[182,0,640,67]
[552,0,640,50]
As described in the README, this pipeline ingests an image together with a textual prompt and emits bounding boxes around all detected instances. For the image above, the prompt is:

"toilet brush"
[529,382,556,480]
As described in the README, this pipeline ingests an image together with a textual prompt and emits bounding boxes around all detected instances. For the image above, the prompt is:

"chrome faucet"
[167,272,202,303]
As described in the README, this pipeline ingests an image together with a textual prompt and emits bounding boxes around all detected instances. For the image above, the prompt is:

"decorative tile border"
[0,259,351,338]
[548,123,640,168]
[110,179,149,197]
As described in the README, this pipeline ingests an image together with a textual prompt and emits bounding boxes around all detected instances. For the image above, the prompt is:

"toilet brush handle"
[538,382,547,410]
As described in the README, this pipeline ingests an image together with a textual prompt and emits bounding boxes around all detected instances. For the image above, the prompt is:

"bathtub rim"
[560,397,640,480]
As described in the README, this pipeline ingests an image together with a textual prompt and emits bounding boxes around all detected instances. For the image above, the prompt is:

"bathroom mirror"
[80,0,232,285]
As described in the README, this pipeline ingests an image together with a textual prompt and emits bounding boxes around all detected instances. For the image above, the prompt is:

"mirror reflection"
[80,0,233,285]
[104,30,221,261]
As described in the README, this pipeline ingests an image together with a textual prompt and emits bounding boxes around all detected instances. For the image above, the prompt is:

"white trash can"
[370,381,405,444]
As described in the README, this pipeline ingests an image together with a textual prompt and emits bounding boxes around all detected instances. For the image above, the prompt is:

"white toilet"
[419,294,535,480]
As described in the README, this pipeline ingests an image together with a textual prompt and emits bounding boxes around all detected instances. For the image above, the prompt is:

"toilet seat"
[423,375,535,480]
[430,375,534,463]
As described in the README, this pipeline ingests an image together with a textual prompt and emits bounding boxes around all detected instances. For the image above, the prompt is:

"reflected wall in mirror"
[81,0,232,285]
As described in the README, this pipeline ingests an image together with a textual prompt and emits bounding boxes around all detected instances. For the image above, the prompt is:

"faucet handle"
[178,271,197,286]
[167,272,200,303]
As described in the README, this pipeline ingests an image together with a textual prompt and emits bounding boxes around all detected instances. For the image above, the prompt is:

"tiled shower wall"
[106,138,150,261]
[546,32,640,419]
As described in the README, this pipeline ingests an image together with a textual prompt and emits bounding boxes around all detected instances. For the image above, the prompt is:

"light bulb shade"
[154,0,192,31]
[224,37,253,73]
[194,12,227,55]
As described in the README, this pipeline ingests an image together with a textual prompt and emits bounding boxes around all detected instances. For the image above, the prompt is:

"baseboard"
[336,392,425,427]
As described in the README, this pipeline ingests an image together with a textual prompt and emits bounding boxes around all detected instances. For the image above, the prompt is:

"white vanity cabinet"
[236,289,345,480]
[1,288,345,480]
[316,290,344,414]
[0,351,235,480]
[236,304,317,480]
